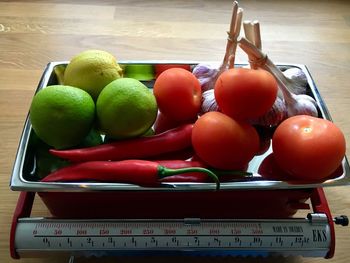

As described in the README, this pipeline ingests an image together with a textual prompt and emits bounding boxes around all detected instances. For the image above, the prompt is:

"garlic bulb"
[272,70,318,119]
[249,97,287,127]
[283,67,308,94]
[192,63,219,92]
[200,89,220,115]
[286,94,318,118]
[238,38,311,98]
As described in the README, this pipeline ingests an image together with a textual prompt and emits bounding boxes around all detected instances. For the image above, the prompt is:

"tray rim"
[9,61,350,192]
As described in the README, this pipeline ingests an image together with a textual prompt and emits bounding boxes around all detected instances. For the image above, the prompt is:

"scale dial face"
[14,218,331,258]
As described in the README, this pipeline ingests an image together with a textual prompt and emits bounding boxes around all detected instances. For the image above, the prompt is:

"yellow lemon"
[64,50,123,100]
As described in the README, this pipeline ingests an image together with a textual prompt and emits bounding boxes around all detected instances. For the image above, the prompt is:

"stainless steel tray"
[10,61,350,192]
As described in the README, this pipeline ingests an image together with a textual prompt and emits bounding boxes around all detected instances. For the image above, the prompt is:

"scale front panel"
[14,217,331,258]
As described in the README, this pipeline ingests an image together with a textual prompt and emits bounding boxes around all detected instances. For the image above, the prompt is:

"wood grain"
[1,0,350,262]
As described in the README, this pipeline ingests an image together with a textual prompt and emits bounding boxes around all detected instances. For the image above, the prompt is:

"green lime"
[96,78,158,139]
[64,50,123,100]
[33,137,70,179]
[77,128,103,148]
[54,64,66,85]
[103,127,154,143]
[124,64,155,81]
[142,127,155,137]
[30,85,95,149]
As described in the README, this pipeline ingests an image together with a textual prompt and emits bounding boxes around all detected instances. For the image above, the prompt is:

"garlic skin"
[271,72,319,119]
[283,67,308,94]
[249,97,287,127]
[200,89,220,115]
[286,94,318,118]
[192,63,219,92]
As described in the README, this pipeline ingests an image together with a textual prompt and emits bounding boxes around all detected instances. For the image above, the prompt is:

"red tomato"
[258,153,344,183]
[258,153,292,181]
[192,111,260,170]
[272,115,346,181]
[155,64,191,78]
[153,68,202,122]
[154,111,179,134]
[153,111,197,134]
[214,68,278,121]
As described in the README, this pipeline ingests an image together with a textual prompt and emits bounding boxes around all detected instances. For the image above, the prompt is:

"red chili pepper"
[157,160,252,183]
[149,147,195,161]
[41,159,220,189]
[49,124,193,162]
[156,160,209,183]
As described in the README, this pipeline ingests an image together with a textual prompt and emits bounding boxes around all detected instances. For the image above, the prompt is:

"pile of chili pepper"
[43,124,250,190]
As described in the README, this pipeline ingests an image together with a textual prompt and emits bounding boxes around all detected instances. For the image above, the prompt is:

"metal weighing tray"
[10,61,350,192]
[8,62,350,260]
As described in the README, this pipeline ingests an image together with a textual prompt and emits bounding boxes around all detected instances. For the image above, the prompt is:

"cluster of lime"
[30,50,158,150]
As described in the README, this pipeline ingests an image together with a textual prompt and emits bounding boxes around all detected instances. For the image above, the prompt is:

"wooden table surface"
[1,0,350,262]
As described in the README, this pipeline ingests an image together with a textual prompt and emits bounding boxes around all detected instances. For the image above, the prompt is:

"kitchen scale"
[9,62,350,261]
[9,189,349,261]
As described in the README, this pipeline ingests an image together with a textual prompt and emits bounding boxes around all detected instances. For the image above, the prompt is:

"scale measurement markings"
[33,235,322,250]
[15,219,331,251]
